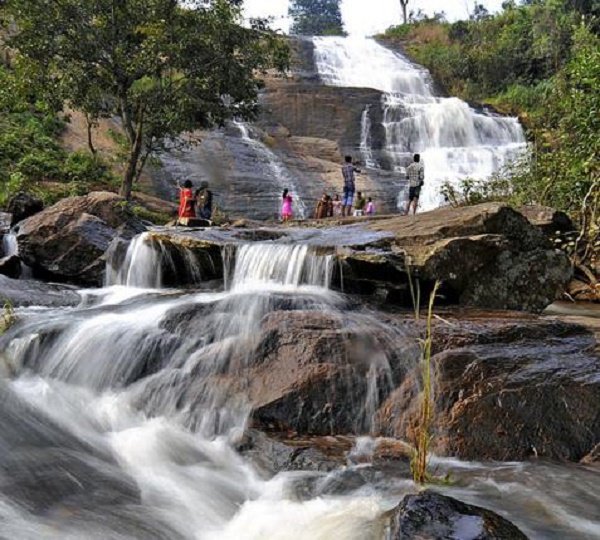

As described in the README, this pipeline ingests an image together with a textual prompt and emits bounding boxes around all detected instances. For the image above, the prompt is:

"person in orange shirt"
[178,180,195,221]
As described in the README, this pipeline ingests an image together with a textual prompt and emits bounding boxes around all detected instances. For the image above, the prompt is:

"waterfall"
[2,232,18,257]
[227,244,334,290]
[234,122,307,219]
[105,232,165,288]
[360,106,376,168]
[312,36,527,210]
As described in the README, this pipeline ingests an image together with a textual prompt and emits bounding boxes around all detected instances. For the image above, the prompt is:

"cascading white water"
[360,106,376,168]
[2,232,18,257]
[312,36,527,210]
[0,232,599,538]
[228,244,333,290]
[105,232,164,288]
[234,122,307,219]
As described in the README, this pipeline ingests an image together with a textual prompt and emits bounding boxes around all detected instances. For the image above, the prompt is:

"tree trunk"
[85,114,96,155]
[400,0,409,24]
[120,111,144,201]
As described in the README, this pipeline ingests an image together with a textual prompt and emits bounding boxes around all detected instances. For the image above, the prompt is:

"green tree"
[289,0,345,36]
[3,0,288,200]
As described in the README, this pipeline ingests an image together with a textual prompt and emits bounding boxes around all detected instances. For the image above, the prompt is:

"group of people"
[280,152,424,222]
[178,152,425,224]
[313,191,375,219]
[178,180,213,222]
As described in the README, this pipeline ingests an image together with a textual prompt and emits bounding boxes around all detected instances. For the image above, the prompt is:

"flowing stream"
[0,235,598,539]
[312,36,527,210]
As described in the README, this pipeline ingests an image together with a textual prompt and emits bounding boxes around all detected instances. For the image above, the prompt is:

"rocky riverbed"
[0,192,598,539]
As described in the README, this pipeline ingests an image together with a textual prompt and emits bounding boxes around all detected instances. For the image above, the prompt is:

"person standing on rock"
[406,154,425,215]
[178,180,196,222]
[195,181,213,221]
[342,155,360,217]
[281,189,293,222]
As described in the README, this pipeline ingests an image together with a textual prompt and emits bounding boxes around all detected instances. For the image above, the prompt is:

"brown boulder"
[15,191,145,286]
[378,316,600,462]
[338,203,572,312]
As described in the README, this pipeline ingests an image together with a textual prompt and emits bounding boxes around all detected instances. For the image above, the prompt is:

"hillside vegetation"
[380,1,599,288]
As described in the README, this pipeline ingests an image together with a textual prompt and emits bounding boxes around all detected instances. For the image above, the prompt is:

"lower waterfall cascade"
[0,234,598,539]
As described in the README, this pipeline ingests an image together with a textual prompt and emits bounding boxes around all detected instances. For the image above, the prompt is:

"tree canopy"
[2,0,289,199]
[289,0,345,36]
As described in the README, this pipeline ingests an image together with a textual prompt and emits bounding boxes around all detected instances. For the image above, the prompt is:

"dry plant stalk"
[411,281,440,485]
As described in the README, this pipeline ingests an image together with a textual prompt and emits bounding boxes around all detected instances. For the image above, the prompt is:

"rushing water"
[1,236,599,539]
[234,122,307,219]
[2,231,18,258]
[312,36,527,210]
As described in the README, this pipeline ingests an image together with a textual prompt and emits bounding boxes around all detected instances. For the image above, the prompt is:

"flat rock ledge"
[143,202,572,313]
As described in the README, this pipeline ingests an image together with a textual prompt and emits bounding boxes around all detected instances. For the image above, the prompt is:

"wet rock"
[0,275,80,307]
[7,192,43,226]
[250,310,418,435]
[15,191,146,286]
[0,211,11,235]
[386,491,528,539]
[0,254,21,279]
[378,315,600,462]
[237,430,340,475]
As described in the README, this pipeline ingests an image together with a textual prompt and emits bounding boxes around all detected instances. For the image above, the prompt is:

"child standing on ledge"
[281,189,293,222]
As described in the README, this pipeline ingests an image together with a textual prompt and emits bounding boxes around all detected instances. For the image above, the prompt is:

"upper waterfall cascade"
[312,36,527,210]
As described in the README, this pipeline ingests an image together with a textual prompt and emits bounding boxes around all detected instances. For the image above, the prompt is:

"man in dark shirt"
[341,155,360,217]
[195,181,213,220]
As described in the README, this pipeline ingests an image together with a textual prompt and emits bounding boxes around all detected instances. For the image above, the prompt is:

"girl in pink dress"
[281,189,293,222]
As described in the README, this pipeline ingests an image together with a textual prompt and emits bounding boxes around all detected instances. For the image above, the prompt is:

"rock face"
[15,191,145,286]
[0,255,21,279]
[343,202,572,313]
[7,192,44,226]
[386,491,528,540]
[377,315,600,462]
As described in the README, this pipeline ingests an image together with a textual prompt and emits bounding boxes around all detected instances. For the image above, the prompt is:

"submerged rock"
[0,275,80,307]
[385,491,528,539]
[15,191,145,286]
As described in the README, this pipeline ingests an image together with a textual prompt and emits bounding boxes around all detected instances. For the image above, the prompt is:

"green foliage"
[4,0,289,200]
[381,2,599,272]
[0,64,115,208]
[289,0,345,36]
[130,204,171,225]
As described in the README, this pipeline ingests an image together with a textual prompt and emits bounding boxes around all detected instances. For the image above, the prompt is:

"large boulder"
[15,192,146,286]
[377,315,600,462]
[385,491,528,539]
[337,203,572,312]
[7,192,44,226]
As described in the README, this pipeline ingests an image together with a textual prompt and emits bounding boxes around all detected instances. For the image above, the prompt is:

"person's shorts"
[343,189,355,207]
[409,186,421,202]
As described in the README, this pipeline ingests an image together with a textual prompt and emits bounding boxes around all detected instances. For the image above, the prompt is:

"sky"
[244,0,507,35]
